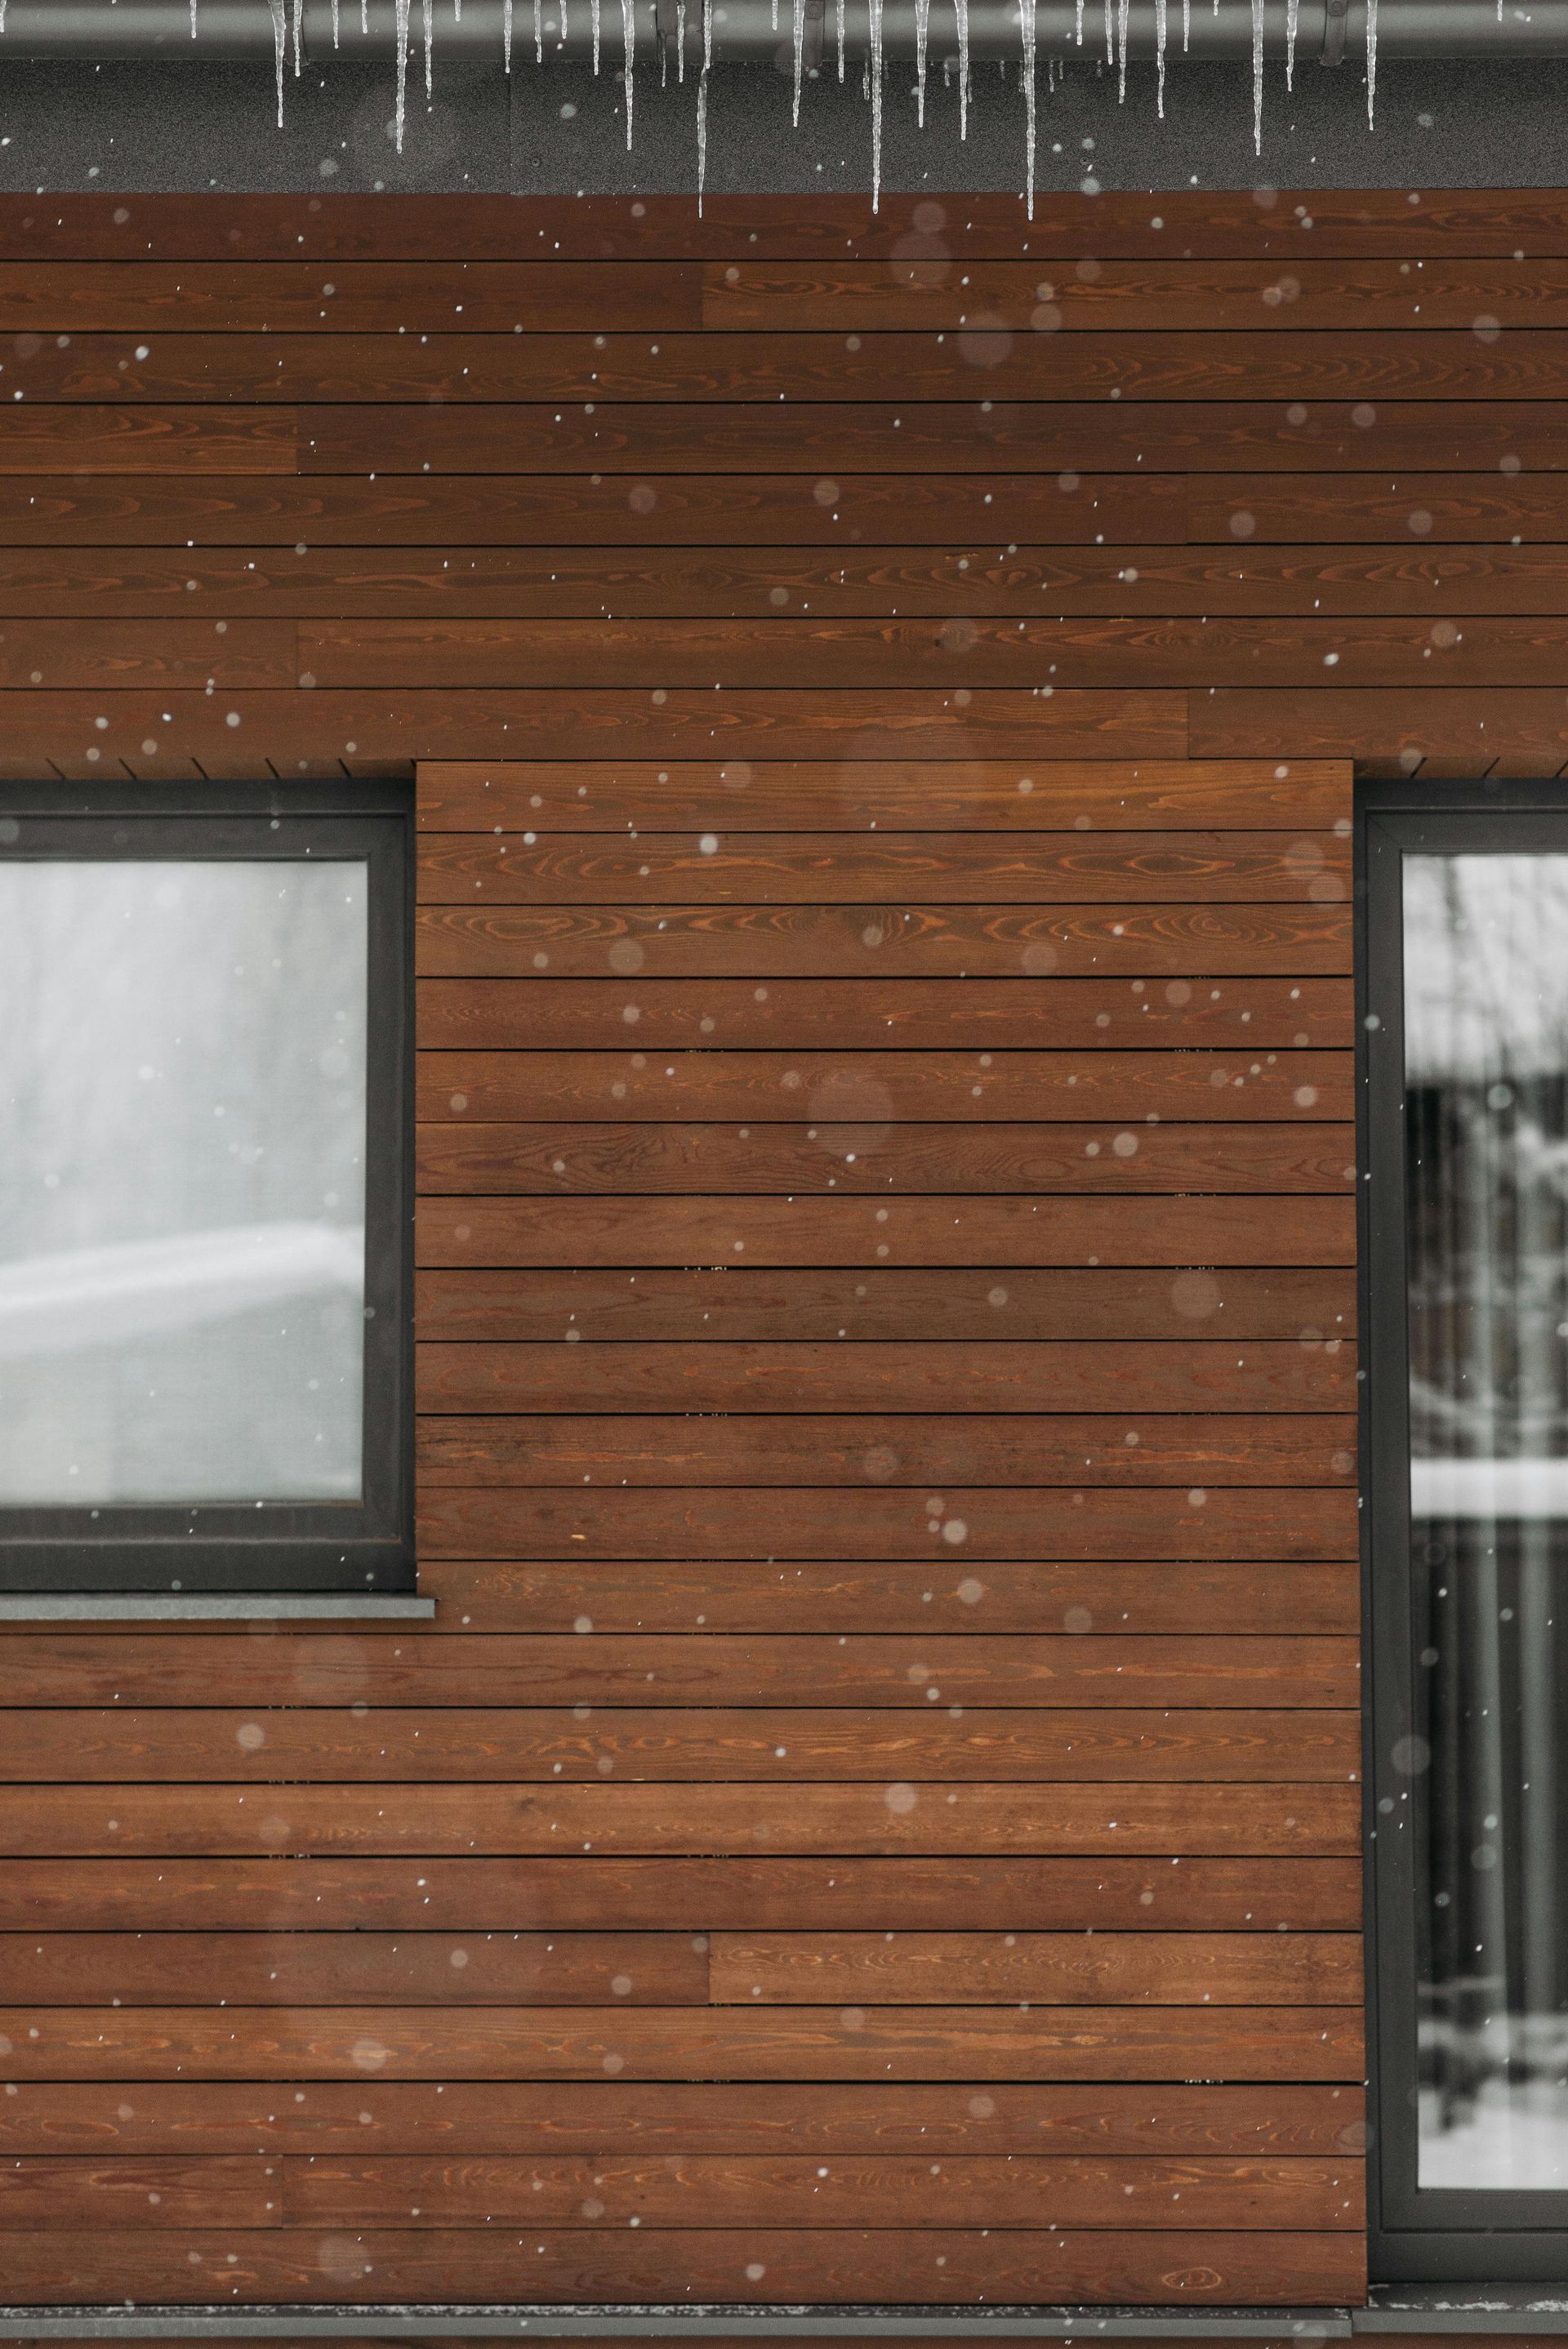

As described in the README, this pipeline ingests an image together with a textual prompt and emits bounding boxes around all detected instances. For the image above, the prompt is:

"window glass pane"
[0,858,368,1505]
[1405,851,1568,2189]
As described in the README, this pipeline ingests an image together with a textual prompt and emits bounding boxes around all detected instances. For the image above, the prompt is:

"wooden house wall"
[5,180,1565,2312]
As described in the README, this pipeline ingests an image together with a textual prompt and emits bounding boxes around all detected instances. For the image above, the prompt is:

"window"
[0,783,412,1596]
[1365,784,1568,2275]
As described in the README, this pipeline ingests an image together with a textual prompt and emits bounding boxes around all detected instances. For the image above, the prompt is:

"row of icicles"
[140,0,1383,208]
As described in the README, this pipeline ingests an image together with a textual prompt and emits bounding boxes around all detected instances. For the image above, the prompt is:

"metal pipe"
[2,0,1568,60]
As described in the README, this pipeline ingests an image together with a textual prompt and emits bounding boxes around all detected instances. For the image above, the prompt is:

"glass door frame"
[1364,779,1568,2278]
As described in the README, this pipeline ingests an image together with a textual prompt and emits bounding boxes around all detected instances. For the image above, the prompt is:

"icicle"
[794,0,806,122]
[915,0,929,124]
[291,0,303,74]
[190,0,198,37]
[1102,0,1112,65]
[868,0,884,213]
[1116,0,1127,98]
[1365,0,1378,123]
[696,0,711,213]
[622,0,635,144]
[361,0,368,29]
[1073,0,1082,40]
[423,0,434,93]
[676,0,686,82]
[331,0,339,42]
[394,0,409,146]
[455,0,461,18]
[956,0,969,131]
[1019,0,1036,219]
[1285,0,1296,85]
[771,0,777,29]
[1250,0,1263,149]
[836,0,845,80]
[268,0,287,123]
[592,0,600,69]
[1153,0,1165,110]
[1181,0,1188,49]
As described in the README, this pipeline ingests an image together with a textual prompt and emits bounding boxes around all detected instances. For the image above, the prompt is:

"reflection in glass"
[0,860,368,1504]
[1408,853,1568,2188]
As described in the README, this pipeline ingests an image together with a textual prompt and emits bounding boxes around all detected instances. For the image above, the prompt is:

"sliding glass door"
[1366,787,1568,2274]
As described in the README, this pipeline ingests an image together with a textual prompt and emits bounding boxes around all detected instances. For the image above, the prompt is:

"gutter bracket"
[1320,0,1348,64]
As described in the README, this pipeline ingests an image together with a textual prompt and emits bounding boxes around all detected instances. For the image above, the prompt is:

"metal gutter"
[1,0,1566,61]
[0,2310,1357,2340]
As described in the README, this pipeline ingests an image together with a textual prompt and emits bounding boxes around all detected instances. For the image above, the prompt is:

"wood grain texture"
[0,1855,1363,1934]
[0,197,1423,2312]
[416,759,1351,831]
[411,1265,1356,1340]
[413,1339,1356,1413]
[414,1122,1357,1197]
[0,2223,1366,2304]
[0,1635,1360,1711]
[415,1194,1358,1265]
[0,2005,1364,2083]
[0,1705,1361,1781]
[0,2076,1368,2155]
[415,898,1355,976]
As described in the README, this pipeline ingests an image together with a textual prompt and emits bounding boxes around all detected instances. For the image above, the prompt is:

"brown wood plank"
[322,611,1568,692]
[416,831,1346,906]
[0,2222,1365,2305]
[0,2076,1368,2157]
[0,1634,1360,1709]
[0,2148,1361,2234]
[415,1339,1354,1414]
[0,617,294,685]
[0,1703,1361,1783]
[706,1932,1360,2005]
[0,407,296,474]
[295,399,1568,475]
[415,1194,1358,1267]
[417,1487,1357,1562]
[0,2004,1365,2082]
[416,1125,1356,1199]
[281,2149,1361,2230]
[0,1781,1356,1860]
[1190,684,1568,764]
[416,759,1351,832]
[416,978,1352,1052]
[0,1855,1363,1933]
[0,471,1187,546]
[0,2155,272,2228]
[408,1556,1361,1638]
[23,327,1568,403]
[0,262,702,333]
[412,1265,1356,1341]
[1187,473,1568,543]
[414,1412,1358,1489]
[0,687,1186,766]
[0,1933,706,2007]
[415,1052,1352,1126]
[0,188,1562,261]
[699,259,1568,333]
[415,902,1354,978]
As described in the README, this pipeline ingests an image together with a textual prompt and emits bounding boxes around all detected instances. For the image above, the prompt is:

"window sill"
[0,1593,434,1620]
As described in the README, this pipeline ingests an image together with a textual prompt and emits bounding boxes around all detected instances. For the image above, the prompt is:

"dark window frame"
[1363,777,1568,2279]
[0,779,415,1597]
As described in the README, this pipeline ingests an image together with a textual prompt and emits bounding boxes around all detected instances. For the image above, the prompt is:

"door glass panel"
[0,859,368,1505]
[1406,851,1568,2189]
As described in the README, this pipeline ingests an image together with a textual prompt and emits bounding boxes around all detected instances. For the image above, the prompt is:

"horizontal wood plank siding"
[9,181,1511,2313]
